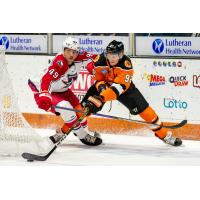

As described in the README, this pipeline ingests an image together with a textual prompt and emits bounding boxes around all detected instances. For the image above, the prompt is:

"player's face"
[106,52,123,66]
[63,48,79,65]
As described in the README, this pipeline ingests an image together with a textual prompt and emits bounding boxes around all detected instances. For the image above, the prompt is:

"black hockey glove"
[84,95,104,115]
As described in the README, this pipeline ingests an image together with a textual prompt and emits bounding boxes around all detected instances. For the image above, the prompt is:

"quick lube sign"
[136,36,200,57]
[0,34,47,53]
[53,35,130,54]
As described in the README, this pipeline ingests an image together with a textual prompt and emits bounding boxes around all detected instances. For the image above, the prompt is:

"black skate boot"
[161,132,182,146]
[74,130,102,146]
[49,128,64,144]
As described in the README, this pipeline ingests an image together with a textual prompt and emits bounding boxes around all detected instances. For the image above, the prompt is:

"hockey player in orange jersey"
[82,40,182,146]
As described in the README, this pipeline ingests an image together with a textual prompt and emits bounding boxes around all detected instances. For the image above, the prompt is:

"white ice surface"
[1,129,200,166]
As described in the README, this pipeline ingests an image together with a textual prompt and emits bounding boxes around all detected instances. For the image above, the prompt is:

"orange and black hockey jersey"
[92,53,134,102]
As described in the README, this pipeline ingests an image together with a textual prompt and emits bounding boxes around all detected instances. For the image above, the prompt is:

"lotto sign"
[132,58,200,123]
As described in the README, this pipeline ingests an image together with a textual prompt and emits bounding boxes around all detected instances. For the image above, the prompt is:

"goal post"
[0,45,49,156]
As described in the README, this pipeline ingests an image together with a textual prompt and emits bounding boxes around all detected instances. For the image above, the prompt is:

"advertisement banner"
[70,64,95,102]
[132,57,200,123]
[0,34,48,53]
[53,35,130,54]
[5,54,200,124]
[136,36,200,57]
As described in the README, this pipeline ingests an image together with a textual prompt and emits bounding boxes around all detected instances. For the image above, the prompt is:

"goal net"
[0,45,48,156]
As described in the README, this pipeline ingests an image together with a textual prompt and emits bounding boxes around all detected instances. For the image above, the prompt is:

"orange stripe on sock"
[154,129,168,139]
[139,106,168,139]
[139,106,158,122]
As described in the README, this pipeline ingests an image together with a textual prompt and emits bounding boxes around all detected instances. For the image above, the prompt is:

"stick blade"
[163,119,187,129]
[22,152,48,161]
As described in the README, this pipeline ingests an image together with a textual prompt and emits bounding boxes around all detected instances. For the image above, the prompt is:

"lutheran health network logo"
[0,35,9,49]
[152,39,164,54]
[151,37,200,55]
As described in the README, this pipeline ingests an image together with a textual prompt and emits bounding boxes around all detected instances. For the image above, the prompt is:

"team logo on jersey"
[101,69,108,74]
[124,60,132,68]
[57,60,64,68]
[86,53,92,57]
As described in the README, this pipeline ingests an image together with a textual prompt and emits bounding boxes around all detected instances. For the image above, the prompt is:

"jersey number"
[49,69,59,79]
[125,75,132,83]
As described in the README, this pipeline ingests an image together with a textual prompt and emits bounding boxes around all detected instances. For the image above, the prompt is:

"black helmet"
[105,40,124,54]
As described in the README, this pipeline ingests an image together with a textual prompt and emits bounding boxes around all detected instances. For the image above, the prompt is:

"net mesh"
[0,46,49,156]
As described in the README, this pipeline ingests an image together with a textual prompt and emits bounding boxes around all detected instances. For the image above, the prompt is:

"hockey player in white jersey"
[28,36,102,146]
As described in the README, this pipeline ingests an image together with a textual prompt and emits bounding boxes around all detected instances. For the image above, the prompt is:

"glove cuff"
[39,91,52,101]
[88,96,103,108]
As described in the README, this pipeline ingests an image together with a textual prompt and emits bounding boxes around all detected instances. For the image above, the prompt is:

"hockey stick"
[54,105,187,129]
[22,109,89,162]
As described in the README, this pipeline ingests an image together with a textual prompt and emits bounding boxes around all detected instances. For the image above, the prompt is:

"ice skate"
[49,128,64,144]
[74,129,102,146]
[161,132,182,146]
